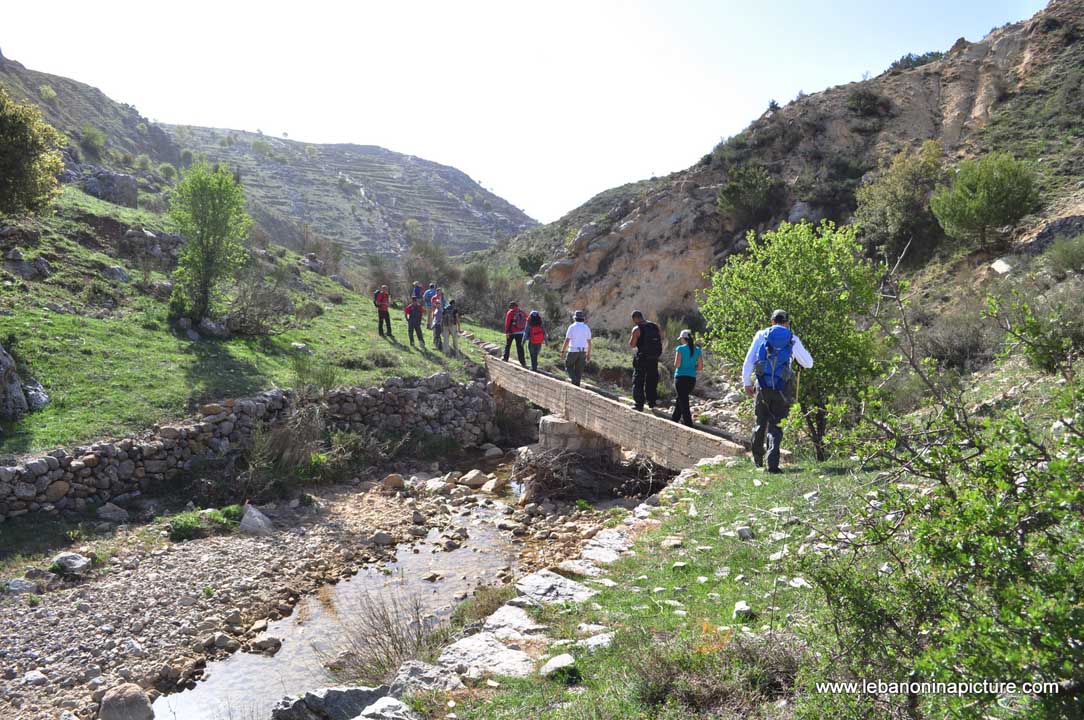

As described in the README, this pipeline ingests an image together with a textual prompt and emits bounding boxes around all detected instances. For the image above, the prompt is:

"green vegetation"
[887,50,944,72]
[853,140,945,263]
[168,504,242,540]
[37,84,57,105]
[169,162,251,321]
[699,222,880,458]
[1044,232,1084,274]
[931,152,1038,246]
[715,163,783,227]
[78,123,107,159]
[0,85,64,215]
[158,162,177,181]
[846,87,891,117]
[135,153,151,171]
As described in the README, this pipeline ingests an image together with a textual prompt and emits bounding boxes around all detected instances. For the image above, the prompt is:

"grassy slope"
[0,189,493,457]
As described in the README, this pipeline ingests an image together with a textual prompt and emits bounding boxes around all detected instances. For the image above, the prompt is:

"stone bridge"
[484,355,743,470]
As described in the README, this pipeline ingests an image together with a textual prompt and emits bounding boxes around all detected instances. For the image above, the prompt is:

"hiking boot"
[751,453,764,468]
[766,467,783,475]
[633,404,644,412]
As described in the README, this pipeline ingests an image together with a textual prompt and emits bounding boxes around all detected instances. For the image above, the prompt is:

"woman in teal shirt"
[672,329,703,426]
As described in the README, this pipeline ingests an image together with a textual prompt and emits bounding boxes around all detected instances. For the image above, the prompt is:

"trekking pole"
[795,367,801,405]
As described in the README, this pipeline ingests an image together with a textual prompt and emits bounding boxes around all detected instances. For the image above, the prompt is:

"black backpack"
[637,322,663,358]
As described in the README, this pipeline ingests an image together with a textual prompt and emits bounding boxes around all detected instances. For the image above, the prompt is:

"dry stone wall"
[0,373,494,523]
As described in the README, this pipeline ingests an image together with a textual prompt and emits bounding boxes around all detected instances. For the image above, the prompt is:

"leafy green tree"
[698,221,880,458]
[135,154,151,171]
[931,152,1038,246]
[37,84,57,105]
[79,123,106,159]
[716,163,784,227]
[169,163,251,321]
[517,252,545,276]
[158,163,177,181]
[853,140,945,263]
[0,86,64,216]
[180,149,193,167]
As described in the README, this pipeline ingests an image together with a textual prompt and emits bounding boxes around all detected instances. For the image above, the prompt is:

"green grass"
[442,460,873,719]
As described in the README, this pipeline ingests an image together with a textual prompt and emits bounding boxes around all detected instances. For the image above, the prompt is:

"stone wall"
[0,373,495,523]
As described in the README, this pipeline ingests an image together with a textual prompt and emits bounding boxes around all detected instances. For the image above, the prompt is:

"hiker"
[672,329,703,427]
[411,281,423,302]
[444,299,461,356]
[561,310,592,386]
[373,284,392,337]
[503,301,528,367]
[629,311,663,411]
[742,309,813,473]
[526,310,545,371]
[423,282,437,325]
[431,286,445,313]
[432,302,445,351]
[405,296,425,348]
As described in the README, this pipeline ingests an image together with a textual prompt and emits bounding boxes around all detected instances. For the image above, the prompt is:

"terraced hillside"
[171,126,537,261]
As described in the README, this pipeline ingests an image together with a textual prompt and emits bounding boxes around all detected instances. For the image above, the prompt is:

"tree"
[853,140,945,263]
[366,253,397,292]
[698,221,880,458]
[180,149,193,168]
[0,86,63,216]
[931,152,1038,246]
[79,123,107,159]
[716,163,784,227]
[517,252,545,276]
[158,163,177,181]
[169,163,251,321]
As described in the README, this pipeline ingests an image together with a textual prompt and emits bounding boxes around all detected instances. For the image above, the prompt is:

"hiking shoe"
[751,453,764,468]
[633,405,644,412]
[766,467,783,475]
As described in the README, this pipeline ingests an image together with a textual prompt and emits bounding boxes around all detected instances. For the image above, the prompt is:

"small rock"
[239,505,274,536]
[539,653,577,678]
[382,473,405,490]
[371,531,395,546]
[51,552,92,576]
[4,578,38,594]
[97,502,130,523]
[23,669,48,686]
[98,682,154,720]
[733,600,755,619]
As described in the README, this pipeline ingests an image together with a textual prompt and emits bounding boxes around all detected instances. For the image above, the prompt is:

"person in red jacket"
[526,310,545,371]
[373,285,392,337]
[503,301,528,367]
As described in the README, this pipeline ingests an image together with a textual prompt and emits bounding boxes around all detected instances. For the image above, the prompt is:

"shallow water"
[152,502,517,720]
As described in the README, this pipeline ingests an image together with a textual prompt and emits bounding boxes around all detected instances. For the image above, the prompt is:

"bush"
[716,163,784,227]
[78,123,107,159]
[290,354,340,398]
[251,139,272,157]
[158,163,176,181]
[230,261,293,335]
[918,300,1001,372]
[517,252,545,276]
[853,140,945,263]
[0,86,64,215]
[169,162,250,321]
[698,222,880,459]
[931,152,1038,246]
[135,154,151,171]
[136,122,148,136]
[887,50,944,72]
[179,149,193,167]
[846,87,891,117]
[38,84,57,105]
[1043,232,1084,274]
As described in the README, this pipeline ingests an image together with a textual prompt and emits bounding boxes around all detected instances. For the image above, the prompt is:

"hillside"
[510,0,1084,329]
[169,126,537,261]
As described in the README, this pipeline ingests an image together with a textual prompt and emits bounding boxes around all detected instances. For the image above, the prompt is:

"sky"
[3,0,1047,223]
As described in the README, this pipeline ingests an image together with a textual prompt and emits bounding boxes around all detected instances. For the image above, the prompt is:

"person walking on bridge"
[672,329,703,427]
[405,296,425,348]
[373,284,392,338]
[743,309,813,473]
[629,311,663,411]
[503,301,528,367]
[526,310,546,371]
[561,310,592,386]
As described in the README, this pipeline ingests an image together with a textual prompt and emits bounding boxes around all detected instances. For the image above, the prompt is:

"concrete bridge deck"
[484,355,744,470]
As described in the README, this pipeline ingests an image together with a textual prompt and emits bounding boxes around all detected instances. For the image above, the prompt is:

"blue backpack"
[755,326,795,391]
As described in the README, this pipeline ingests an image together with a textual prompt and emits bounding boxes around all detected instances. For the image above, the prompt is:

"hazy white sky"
[3,0,1045,222]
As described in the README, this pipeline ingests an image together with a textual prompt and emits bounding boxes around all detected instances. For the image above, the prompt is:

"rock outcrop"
[0,342,47,420]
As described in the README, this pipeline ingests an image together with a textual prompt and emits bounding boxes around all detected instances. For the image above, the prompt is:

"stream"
[152,500,518,720]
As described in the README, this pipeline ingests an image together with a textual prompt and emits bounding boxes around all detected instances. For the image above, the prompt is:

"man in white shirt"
[561,310,593,387]
[741,309,813,473]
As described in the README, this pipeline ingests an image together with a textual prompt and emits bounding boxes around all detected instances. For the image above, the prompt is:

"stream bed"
[152,501,517,720]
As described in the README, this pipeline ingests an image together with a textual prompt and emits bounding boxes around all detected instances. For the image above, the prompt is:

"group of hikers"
[373,285,813,473]
[372,281,461,355]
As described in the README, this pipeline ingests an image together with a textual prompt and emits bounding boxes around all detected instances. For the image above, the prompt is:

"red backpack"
[510,308,527,331]
[529,324,545,344]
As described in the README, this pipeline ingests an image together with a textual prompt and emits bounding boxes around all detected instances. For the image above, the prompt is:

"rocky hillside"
[169,126,537,262]
[520,0,1084,329]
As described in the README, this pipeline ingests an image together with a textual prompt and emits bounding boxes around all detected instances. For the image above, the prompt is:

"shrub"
[846,87,891,117]
[79,123,107,159]
[179,149,193,167]
[38,84,58,105]
[251,139,272,157]
[169,162,250,321]
[367,348,398,368]
[158,163,176,181]
[230,261,293,335]
[715,163,784,227]
[931,152,1038,246]
[1043,232,1084,274]
[135,154,151,171]
[136,122,148,136]
[0,86,64,215]
[169,511,202,541]
[853,140,945,263]
[450,584,516,627]
[887,50,944,72]
[517,252,545,276]
[989,278,1084,373]
[698,222,880,459]
[290,354,340,398]
[918,300,1001,372]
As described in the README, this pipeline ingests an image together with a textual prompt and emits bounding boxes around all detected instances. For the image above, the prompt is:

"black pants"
[752,388,792,471]
[433,322,443,350]
[377,309,391,336]
[504,333,526,366]
[672,376,696,426]
[632,355,659,409]
[528,342,541,371]
[408,323,425,347]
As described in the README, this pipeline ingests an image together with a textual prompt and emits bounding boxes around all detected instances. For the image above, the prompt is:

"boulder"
[437,631,534,678]
[516,569,598,605]
[424,478,453,496]
[0,342,29,420]
[4,578,38,594]
[539,653,577,678]
[98,683,153,720]
[389,660,465,697]
[382,473,405,490]
[51,552,92,576]
[271,686,389,720]
[23,669,48,686]
[197,317,230,338]
[483,603,549,641]
[102,266,130,283]
[239,505,274,536]
[97,502,130,523]
[358,697,420,719]
[83,170,138,208]
[458,469,488,488]
[370,531,395,546]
